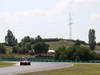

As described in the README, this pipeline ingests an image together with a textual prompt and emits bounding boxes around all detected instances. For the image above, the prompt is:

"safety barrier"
[0,58,100,63]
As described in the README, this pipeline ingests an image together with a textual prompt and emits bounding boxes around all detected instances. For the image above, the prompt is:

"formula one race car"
[20,57,31,65]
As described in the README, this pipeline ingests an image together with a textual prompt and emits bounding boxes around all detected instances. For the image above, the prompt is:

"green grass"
[0,54,35,59]
[46,40,100,51]
[18,63,100,75]
[0,62,15,68]
[46,40,74,50]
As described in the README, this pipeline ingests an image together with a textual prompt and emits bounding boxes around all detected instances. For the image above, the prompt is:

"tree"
[75,39,87,45]
[0,43,5,54]
[5,30,17,46]
[66,46,91,60]
[74,40,81,46]
[12,45,23,54]
[35,35,42,42]
[88,29,96,50]
[55,46,67,60]
[55,46,92,60]
[21,36,31,44]
[20,36,34,54]
[21,36,35,46]
[33,42,49,55]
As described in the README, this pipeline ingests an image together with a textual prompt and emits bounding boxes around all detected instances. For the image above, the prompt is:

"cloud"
[0,0,99,18]
[0,0,99,27]
[58,0,100,8]
[15,1,67,17]
[0,12,17,25]
[0,0,100,42]
[0,0,68,25]
[89,14,100,25]
[15,10,49,16]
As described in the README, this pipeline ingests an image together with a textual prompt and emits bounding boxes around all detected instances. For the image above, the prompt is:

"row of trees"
[55,29,99,60]
[55,45,99,60]
[0,30,50,55]
[0,28,98,61]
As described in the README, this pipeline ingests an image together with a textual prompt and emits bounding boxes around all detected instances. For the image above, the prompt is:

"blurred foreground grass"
[0,62,15,68]
[18,63,100,75]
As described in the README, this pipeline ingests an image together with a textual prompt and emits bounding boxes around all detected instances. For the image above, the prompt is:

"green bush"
[33,42,49,55]
[90,52,100,60]
[66,46,91,60]
[55,46,67,60]
[4,46,13,54]
[55,45,99,60]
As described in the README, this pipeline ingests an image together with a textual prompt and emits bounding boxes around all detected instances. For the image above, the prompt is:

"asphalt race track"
[0,62,73,75]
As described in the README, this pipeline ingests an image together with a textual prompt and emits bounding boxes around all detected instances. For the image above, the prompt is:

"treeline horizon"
[0,29,88,55]
[0,29,65,55]
[1,29,100,46]
[1,29,89,44]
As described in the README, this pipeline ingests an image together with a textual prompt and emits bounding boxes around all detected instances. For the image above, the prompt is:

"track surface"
[0,62,73,75]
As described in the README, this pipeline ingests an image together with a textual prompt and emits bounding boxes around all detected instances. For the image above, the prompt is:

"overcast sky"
[0,0,100,42]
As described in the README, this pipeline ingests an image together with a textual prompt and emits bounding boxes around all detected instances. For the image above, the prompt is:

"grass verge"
[0,62,15,68]
[18,63,100,75]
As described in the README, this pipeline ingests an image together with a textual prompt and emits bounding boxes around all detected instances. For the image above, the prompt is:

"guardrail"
[0,58,100,63]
